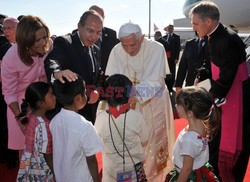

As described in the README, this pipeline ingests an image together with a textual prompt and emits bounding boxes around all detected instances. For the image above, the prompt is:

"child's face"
[44,87,56,110]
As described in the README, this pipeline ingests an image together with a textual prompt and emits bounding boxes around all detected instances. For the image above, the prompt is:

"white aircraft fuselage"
[183,0,250,29]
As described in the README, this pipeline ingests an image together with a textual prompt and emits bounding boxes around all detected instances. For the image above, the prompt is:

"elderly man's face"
[3,20,18,43]
[78,15,103,47]
[191,14,210,37]
[120,34,143,56]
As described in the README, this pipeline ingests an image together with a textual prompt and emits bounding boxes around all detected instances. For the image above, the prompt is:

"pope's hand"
[128,97,138,110]
[128,97,137,104]
[88,90,99,104]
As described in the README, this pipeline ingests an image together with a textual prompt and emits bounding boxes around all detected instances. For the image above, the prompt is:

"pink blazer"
[1,43,49,149]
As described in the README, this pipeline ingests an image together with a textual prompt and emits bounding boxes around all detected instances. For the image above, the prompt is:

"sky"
[1,0,186,36]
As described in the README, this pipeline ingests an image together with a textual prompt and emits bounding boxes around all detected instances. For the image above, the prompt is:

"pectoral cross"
[130,72,139,110]
[133,72,140,85]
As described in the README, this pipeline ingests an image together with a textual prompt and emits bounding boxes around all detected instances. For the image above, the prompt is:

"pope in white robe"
[105,22,176,181]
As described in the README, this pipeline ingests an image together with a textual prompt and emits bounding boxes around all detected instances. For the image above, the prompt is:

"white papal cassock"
[105,38,176,181]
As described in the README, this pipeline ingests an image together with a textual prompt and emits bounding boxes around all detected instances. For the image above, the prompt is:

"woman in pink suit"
[1,15,52,158]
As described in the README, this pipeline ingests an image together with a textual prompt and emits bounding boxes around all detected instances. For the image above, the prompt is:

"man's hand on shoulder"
[54,70,78,83]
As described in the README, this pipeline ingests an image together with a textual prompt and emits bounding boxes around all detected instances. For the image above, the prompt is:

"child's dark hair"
[175,87,220,137]
[16,82,51,124]
[53,77,86,106]
[106,74,132,107]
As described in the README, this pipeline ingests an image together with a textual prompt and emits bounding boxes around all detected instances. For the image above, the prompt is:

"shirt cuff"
[5,95,18,105]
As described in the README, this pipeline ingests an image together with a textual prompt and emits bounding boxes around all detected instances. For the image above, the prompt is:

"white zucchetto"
[118,22,142,39]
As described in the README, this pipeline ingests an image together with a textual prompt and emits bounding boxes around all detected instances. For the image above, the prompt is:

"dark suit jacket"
[156,37,169,52]
[45,33,101,122]
[99,27,118,72]
[0,42,11,60]
[0,35,8,47]
[175,37,211,87]
[72,27,118,73]
[209,23,246,99]
[45,33,100,85]
[163,33,180,62]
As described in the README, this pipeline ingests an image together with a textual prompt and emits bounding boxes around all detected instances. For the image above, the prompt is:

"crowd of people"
[0,1,250,182]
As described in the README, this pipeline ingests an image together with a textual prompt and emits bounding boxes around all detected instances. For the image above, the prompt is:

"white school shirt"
[95,109,148,181]
[172,128,209,172]
[50,108,104,182]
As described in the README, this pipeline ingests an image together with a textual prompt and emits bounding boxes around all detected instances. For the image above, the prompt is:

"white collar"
[77,31,85,47]
[208,23,219,36]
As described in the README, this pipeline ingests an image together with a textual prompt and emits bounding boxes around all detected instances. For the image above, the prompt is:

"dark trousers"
[165,59,176,92]
[0,82,8,161]
[208,122,221,180]
[0,82,18,166]
[233,78,250,181]
[233,122,250,182]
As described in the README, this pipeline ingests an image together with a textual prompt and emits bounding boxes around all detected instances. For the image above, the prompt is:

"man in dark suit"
[99,27,118,72]
[89,5,118,73]
[163,24,180,92]
[45,10,103,124]
[154,30,169,53]
[191,1,250,181]
[175,35,211,92]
